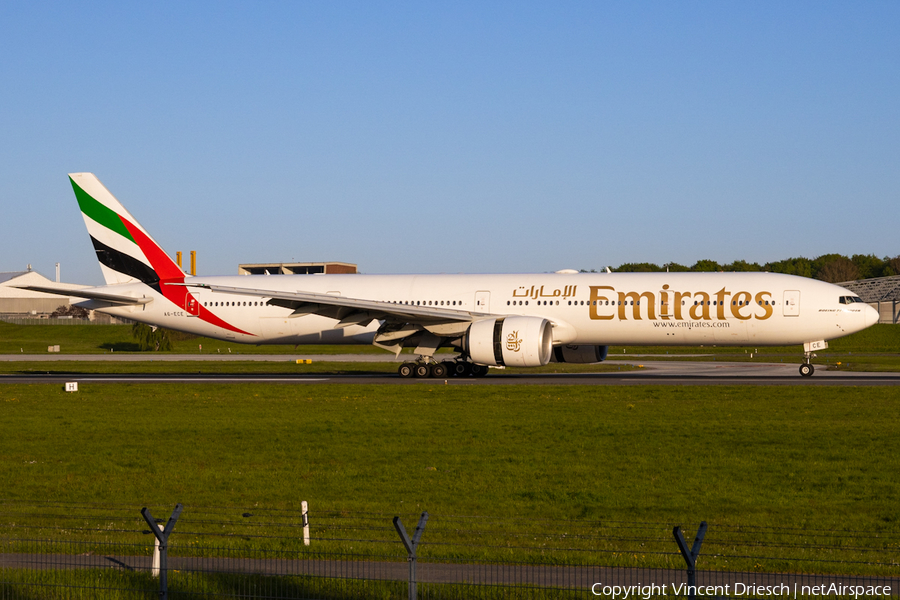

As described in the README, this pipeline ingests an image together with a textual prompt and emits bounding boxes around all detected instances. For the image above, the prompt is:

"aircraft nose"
[865,303,879,327]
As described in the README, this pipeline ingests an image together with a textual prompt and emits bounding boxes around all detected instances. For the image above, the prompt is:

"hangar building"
[838,275,900,324]
[238,262,357,275]
[0,269,85,317]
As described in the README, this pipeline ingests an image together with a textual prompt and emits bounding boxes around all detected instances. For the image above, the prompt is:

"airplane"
[18,173,879,378]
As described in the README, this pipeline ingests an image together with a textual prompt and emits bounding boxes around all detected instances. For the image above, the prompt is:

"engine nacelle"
[551,344,609,364]
[466,317,553,367]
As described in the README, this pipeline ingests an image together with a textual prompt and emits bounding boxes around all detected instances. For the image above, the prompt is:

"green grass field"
[2,322,900,579]
[3,384,898,528]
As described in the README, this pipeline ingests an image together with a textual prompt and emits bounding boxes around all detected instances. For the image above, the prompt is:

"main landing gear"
[398,359,488,378]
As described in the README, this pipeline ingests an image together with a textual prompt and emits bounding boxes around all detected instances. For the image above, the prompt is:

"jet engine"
[465,317,553,367]
[551,344,609,364]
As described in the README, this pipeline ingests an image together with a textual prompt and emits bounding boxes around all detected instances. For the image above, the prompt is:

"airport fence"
[0,501,897,599]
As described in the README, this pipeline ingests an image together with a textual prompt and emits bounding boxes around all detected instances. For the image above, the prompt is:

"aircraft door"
[783,290,800,317]
[186,295,200,317]
[475,291,490,312]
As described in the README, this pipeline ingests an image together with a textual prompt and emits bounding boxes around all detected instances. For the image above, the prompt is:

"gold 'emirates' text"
[588,285,774,321]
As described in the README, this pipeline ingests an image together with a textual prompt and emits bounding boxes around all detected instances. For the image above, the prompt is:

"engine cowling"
[466,317,553,367]
[551,344,609,364]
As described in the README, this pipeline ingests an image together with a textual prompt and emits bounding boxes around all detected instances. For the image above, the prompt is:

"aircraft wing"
[13,284,153,306]
[174,282,490,327]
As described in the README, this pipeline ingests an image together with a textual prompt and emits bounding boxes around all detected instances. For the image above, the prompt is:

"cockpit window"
[839,296,864,304]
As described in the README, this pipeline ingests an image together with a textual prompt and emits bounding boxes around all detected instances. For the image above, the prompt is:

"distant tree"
[664,262,691,272]
[721,260,762,272]
[809,254,847,279]
[765,257,813,278]
[816,255,858,283]
[690,259,721,272]
[585,254,898,279]
[614,262,661,272]
[884,255,900,277]
[50,304,90,319]
[131,323,174,351]
[850,254,885,280]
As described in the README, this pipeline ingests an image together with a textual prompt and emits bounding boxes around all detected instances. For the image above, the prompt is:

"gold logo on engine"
[506,331,522,352]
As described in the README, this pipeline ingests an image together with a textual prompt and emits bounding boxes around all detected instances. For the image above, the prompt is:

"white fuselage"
[90,272,877,349]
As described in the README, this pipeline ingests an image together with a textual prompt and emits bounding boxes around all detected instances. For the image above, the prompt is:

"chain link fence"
[0,501,897,599]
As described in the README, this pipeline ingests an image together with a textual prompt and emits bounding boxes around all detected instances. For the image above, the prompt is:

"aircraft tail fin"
[69,173,186,287]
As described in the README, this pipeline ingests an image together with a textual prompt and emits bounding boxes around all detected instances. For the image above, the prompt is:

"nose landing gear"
[799,351,816,377]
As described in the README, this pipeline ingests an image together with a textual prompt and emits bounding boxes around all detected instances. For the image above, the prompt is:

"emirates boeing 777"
[19,173,879,377]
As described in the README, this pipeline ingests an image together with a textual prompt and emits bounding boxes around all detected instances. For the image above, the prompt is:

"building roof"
[0,271,30,285]
[238,262,357,275]
[0,270,87,300]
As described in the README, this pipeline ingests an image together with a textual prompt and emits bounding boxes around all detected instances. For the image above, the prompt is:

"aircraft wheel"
[430,363,447,378]
[398,363,415,378]
[470,364,488,377]
[799,363,814,377]
[414,363,431,378]
[441,361,456,376]
[453,362,471,377]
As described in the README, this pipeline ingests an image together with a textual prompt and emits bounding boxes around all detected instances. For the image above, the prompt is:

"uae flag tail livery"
[69,173,251,335]
[70,173,184,289]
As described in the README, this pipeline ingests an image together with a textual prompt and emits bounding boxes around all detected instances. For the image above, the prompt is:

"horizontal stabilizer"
[13,284,153,306]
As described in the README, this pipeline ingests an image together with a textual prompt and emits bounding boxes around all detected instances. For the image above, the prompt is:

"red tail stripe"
[119,217,255,337]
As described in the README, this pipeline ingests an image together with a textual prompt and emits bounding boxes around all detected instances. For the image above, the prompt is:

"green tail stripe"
[70,177,136,244]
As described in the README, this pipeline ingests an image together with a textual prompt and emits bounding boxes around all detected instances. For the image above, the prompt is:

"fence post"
[301,500,310,546]
[141,504,184,600]
[151,535,161,576]
[394,512,429,600]
[673,521,707,600]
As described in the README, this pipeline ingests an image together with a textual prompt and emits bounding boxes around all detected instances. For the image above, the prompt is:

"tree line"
[603,254,900,283]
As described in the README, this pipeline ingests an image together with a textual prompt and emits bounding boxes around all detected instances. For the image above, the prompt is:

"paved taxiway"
[2,355,898,386]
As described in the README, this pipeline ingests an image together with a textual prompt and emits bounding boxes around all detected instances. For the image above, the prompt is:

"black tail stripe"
[89,235,160,288]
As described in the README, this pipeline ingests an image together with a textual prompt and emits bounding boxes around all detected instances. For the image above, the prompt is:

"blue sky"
[1,2,898,284]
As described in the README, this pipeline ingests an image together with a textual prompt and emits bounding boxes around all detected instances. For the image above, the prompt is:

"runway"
[2,358,898,385]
